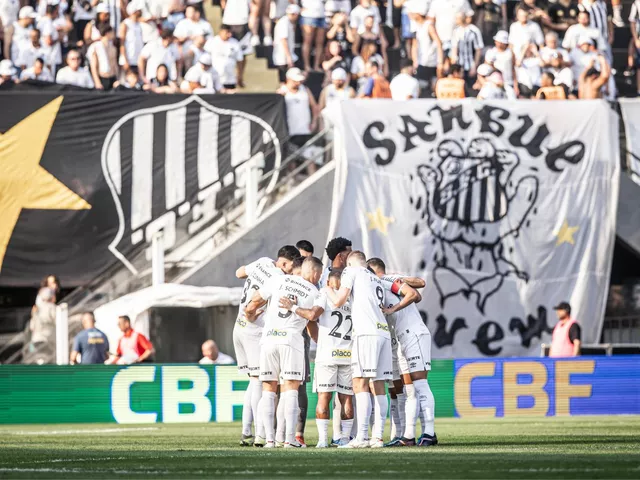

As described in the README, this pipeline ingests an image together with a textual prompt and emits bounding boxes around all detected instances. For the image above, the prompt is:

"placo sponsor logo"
[332,349,351,358]
[266,329,287,337]
[376,322,389,332]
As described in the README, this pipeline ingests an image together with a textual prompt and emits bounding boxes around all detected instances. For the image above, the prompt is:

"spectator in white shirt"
[0,58,17,84]
[220,0,252,83]
[412,11,444,95]
[0,0,20,38]
[563,9,606,52]
[15,27,42,70]
[569,35,598,90]
[139,28,180,84]
[199,340,235,365]
[182,52,224,93]
[9,6,36,67]
[89,23,118,90]
[509,7,544,56]
[427,0,474,52]
[390,58,420,100]
[350,0,382,54]
[485,29,518,95]
[205,24,244,89]
[56,49,94,88]
[515,43,542,97]
[19,57,53,81]
[119,1,145,75]
[174,4,213,52]
[301,0,327,72]
[273,4,300,83]
[318,67,355,111]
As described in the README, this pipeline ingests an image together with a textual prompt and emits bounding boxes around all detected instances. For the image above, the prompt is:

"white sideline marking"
[0,468,170,475]
[18,457,128,465]
[9,427,159,435]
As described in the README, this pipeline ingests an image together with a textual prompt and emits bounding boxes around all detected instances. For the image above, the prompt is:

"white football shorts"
[351,335,393,381]
[398,332,432,373]
[259,344,305,382]
[313,363,353,395]
[233,327,262,375]
[391,336,402,381]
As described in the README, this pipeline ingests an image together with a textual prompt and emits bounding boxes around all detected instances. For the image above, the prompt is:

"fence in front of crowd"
[0,356,637,425]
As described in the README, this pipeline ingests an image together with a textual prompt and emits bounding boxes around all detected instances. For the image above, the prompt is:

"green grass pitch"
[0,417,639,478]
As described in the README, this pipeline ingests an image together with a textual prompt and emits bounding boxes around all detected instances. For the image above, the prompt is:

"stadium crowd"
[0,0,635,98]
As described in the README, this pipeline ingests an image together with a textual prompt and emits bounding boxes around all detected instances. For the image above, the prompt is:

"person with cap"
[273,4,300,83]
[20,57,54,81]
[70,312,110,365]
[204,24,244,90]
[569,34,598,91]
[485,29,518,96]
[471,62,493,94]
[390,58,420,100]
[182,51,224,93]
[318,66,355,110]
[279,67,318,150]
[549,301,581,357]
[199,339,235,365]
[139,28,180,85]
[84,2,110,47]
[7,5,36,66]
[0,58,17,85]
[435,63,466,99]
[56,49,94,88]
[477,70,508,99]
[118,0,144,75]
[89,22,118,89]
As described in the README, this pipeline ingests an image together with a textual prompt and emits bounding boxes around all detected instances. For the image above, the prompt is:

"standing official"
[549,302,581,357]
[70,312,109,365]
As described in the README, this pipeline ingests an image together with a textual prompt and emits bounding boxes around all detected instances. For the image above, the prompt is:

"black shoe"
[386,437,416,447]
[417,433,438,446]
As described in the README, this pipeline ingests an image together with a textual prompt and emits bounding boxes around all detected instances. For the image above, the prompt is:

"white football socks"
[242,381,253,436]
[355,391,372,441]
[282,389,299,445]
[316,418,330,444]
[413,379,435,436]
[403,385,418,440]
[249,377,262,437]
[397,392,407,437]
[275,394,286,443]
[372,395,388,441]
[341,419,354,440]
[389,397,400,439]
[332,396,342,441]
[261,391,276,442]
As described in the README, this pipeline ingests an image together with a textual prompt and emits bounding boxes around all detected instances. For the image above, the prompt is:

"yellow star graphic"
[556,220,579,246]
[0,96,91,272]
[367,207,395,236]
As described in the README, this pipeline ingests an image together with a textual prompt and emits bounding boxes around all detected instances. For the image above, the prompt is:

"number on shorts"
[329,311,353,341]
[376,286,384,306]
[278,294,297,318]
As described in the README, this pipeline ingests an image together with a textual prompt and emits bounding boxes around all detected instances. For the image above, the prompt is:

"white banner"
[327,99,619,358]
[619,99,640,186]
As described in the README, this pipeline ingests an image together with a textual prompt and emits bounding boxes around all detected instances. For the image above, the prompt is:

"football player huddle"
[233,237,437,449]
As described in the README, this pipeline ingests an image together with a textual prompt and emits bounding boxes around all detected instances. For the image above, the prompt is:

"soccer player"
[233,245,300,446]
[324,251,397,448]
[296,240,314,257]
[280,268,354,448]
[245,256,323,448]
[320,237,353,287]
[368,257,438,447]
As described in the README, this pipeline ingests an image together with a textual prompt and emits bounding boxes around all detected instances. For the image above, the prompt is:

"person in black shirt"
[472,0,508,48]
[548,0,580,37]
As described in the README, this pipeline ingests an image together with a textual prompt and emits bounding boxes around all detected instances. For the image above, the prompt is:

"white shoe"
[263,35,273,46]
[275,441,284,448]
[334,437,351,447]
[284,440,303,448]
[251,35,260,47]
[338,438,370,449]
[315,441,329,448]
[253,436,266,447]
[370,438,384,448]
[264,441,275,448]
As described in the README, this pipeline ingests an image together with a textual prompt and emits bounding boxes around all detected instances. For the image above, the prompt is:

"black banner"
[0,92,287,287]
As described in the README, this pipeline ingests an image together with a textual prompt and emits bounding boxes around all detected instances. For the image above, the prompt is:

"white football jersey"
[340,266,390,339]
[382,274,430,341]
[236,257,283,333]
[314,291,353,365]
[259,275,320,352]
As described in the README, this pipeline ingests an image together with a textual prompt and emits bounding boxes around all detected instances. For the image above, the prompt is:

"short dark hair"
[368,60,380,70]
[119,315,131,323]
[542,71,555,83]
[347,250,366,263]
[366,257,386,273]
[325,237,352,261]
[98,23,113,37]
[578,8,590,19]
[449,64,463,76]
[220,24,231,31]
[400,58,413,71]
[160,28,174,40]
[328,268,343,281]
[277,245,300,261]
[296,240,314,254]
[292,256,305,270]
[585,67,600,78]
[34,57,44,66]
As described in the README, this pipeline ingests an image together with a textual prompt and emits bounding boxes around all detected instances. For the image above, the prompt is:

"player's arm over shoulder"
[326,268,353,307]
[237,257,273,279]
[244,284,270,320]
[382,279,421,315]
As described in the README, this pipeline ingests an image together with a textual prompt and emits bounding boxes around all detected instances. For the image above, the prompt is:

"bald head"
[347,250,367,267]
[202,339,219,360]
